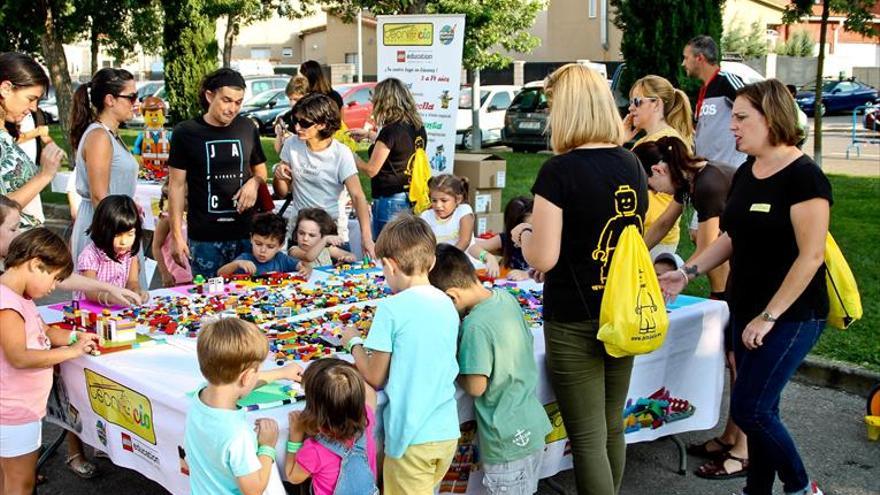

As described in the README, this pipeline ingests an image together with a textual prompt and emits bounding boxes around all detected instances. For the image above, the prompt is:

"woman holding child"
[511,64,647,493]
[272,93,374,258]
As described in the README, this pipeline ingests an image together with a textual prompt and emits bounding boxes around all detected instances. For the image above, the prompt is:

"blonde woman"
[510,64,648,494]
[349,78,426,237]
[623,75,694,258]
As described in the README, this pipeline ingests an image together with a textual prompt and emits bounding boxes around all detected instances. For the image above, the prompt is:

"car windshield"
[138,83,161,99]
[246,90,280,107]
[509,88,547,112]
[801,81,841,93]
[459,89,489,109]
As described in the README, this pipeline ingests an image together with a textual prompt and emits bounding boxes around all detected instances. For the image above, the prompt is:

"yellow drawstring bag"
[334,121,360,153]
[825,233,862,329]
[406,136,432,214]
[597,225,669,357]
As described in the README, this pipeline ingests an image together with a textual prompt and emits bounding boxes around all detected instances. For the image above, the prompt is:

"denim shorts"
[189,238,251,279]
[371,193,412,239]
[482,448,544,495]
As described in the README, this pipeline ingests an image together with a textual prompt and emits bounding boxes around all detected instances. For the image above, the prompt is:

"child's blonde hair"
[197,318,268,385]
[285,74,309,98]
[375,214,436,276]
[427,174,469,204]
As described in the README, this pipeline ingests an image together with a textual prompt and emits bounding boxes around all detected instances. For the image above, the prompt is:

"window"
[250,48,271,59]
[345,53,359,65]
[350,88,371,105]
[589,0,597,18]
[282,47,294,58]
[835,82,856,93]
[251,80,273,96]
[489,91,512,111]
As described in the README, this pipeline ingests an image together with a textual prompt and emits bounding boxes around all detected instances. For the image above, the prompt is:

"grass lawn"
[42,127,878,369]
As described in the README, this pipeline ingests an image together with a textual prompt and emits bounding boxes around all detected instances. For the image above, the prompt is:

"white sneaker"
[808,481,824,495]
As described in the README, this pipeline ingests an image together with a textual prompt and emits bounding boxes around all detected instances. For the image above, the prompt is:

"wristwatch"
[760,311,778,323]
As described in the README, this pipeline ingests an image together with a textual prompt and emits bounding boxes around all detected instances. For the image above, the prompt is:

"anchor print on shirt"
[591,185,643,289]
[205,139,245,214]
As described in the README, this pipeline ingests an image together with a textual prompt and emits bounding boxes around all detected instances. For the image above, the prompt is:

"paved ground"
[32,376,879,495]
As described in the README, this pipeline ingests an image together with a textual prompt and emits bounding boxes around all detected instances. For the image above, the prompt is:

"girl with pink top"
[0,228,100,494]
[76,195,149,304]
[285,358,379,495]
[152,180,192,287]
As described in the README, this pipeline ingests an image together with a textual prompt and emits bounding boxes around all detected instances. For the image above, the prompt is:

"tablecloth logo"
[544,402,568,443]
[85,369,156,444]
[96,420,108,447]
[122,432,161,467]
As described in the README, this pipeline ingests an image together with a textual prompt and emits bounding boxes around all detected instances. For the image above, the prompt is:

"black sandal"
[686,436,733,459]
[694,452,749,480]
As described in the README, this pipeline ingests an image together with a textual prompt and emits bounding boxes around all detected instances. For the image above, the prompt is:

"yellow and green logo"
[85,369,156,444]
[383,23,433,46]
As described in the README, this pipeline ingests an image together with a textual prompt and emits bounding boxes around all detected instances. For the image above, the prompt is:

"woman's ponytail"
[666,89,694,147]
[69,83,94,150]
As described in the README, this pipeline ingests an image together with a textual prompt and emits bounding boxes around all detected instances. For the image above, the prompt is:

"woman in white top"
[68,68,143,285]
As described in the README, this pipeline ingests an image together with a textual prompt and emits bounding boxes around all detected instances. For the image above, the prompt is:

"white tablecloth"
[39,281,726,495]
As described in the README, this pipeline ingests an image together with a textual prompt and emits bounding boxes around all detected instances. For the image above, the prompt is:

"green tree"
[205,0,312,68]
[782,0,877,167]
[724,20,770,59]
[774,29,815,56]
[611,0,725,97]
[79,0,164,74]
[161,0,219,122]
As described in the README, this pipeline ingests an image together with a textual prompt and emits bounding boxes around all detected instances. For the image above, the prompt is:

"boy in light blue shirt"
[184,317,302,495]
[341,215,460,494]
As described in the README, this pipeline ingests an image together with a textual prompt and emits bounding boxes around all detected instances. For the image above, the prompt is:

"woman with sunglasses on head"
[0,52,67,231]
[68,69,142,275]
[349,78,427,238]
[623,75,694,258]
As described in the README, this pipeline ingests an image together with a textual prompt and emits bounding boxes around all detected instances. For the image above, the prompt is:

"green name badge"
[750,203,772,213]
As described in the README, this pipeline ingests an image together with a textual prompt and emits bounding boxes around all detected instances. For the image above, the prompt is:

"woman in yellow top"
[623,75,693,257]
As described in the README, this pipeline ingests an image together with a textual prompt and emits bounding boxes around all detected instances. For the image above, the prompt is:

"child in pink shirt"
[285,358,378,495]
[0,228,99,494]
[152,180,192,287]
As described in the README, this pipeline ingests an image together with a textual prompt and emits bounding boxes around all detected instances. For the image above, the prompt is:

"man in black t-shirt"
[167,68,268,278]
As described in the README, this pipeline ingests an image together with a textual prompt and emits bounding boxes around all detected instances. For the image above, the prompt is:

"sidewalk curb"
[794,355,880,398]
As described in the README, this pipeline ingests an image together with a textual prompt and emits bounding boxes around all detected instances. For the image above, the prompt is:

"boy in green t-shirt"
[429,243,551,494]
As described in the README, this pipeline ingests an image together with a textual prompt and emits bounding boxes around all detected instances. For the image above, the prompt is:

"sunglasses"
[629,96,658,107]
[115,93,139,103]
[295,118,317,129]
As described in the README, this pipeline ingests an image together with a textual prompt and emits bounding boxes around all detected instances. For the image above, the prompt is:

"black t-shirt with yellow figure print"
[531,147,648,323]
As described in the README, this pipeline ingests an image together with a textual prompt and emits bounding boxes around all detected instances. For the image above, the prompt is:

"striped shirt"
[76,242,134,299]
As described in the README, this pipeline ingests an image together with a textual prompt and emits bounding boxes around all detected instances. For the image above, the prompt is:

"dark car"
[501,82,549,152]
[240,89,290,135]
[796,79,878,116]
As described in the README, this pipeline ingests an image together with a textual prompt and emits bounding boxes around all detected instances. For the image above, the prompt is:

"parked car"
[38,83,81,124]
[501,81,550,152]
[456,85,520,149]
[865,97,880,132]
[243,76,289,102]
[240,89,291,134]
[796,79,878,116]
[334,82,376,130]
[130,80,165,126]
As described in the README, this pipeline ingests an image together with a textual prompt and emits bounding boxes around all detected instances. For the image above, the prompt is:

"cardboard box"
[454,153,507,189]
[474,213,504,236]
[468,188,503,214]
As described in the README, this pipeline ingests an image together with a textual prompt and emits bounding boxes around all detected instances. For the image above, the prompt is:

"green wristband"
[479,250,488,263]
[287,441,303,453]
[68,331,78,345]
[257,445,276,462]
[345,336,364,353]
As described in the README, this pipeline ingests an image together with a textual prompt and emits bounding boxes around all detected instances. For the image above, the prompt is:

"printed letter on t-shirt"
[206,139,245,213]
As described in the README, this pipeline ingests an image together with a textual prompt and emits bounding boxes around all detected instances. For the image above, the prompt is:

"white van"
[456,85,521,149]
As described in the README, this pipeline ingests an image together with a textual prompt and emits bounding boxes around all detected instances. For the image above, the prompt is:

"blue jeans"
[189,239,251,279]
[730,317,824,495]
[371,193,412,240]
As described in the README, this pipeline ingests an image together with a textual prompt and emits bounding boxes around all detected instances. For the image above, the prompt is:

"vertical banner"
[377,14,465,174]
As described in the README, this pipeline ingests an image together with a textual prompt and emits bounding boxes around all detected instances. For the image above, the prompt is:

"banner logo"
[85,369,156,444]
[383,23,434,46]
[439,25,456,45]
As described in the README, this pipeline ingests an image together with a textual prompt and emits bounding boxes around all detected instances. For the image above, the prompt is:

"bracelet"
[517,227,533,245]
[68,331,78,345]
[478,250,488,263]
[287,441,303,453]
[345,336,364,353]
[256,445,276,462]
[677,267,690,283]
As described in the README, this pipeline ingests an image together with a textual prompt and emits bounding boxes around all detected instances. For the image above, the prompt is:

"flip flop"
[686,436,733,458]
[65,453,98,479]
[694,452,749,480]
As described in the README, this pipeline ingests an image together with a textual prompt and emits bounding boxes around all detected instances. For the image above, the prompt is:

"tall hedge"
[161,0,218,123]
[611,0,724,99]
